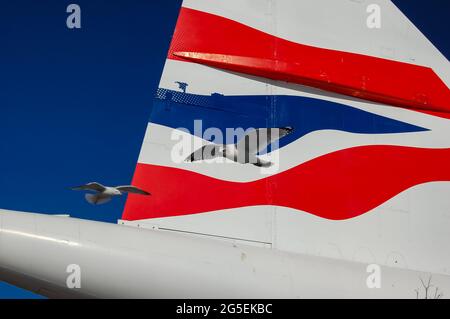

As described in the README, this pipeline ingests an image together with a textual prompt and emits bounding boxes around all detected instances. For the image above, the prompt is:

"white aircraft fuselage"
[1,209,449,298]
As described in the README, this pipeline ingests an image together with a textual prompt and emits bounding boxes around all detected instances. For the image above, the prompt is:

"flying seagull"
[71,182,151,205]
[186,127,294,167]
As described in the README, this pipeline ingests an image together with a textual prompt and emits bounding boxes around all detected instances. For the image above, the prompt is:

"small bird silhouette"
[175,81,188,93]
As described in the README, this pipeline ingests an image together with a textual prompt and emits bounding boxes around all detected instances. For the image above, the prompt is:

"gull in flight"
[71,182,151,205]
[186,127,293,167]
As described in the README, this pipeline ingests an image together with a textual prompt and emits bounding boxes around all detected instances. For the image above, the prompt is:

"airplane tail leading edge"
[122,0,450,279]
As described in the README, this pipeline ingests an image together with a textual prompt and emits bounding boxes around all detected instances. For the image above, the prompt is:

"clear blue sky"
[0,0,448,298]
[0,0,182,298]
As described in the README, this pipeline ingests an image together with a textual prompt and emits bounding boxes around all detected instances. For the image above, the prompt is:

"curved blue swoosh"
[150,88,428,153]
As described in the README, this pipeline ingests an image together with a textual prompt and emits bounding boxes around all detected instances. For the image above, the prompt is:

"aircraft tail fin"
[121,0,450,275]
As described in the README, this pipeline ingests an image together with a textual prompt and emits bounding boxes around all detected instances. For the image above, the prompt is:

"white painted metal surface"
[1,209,450,298]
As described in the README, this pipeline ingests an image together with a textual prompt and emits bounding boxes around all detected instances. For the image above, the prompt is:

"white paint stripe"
[181,0,449,84]
[126,182,450,276]
[274,181,450,275]
[159,59,450,131]
[137,123,450,182]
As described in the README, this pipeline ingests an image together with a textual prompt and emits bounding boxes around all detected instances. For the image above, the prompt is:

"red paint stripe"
[168,8,450,117]
[122,146,450,221]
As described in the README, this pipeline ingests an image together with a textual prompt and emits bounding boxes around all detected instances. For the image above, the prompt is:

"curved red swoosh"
[168,8,450,118]
[122,146,450,221]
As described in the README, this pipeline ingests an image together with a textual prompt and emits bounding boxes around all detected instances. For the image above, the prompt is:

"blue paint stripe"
[150,89,428,153]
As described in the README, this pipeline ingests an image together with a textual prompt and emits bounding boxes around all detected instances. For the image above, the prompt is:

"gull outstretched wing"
[185,144,222,162]
[236,127,293,155]
[71,182,106,192]
[116,186,151,195]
